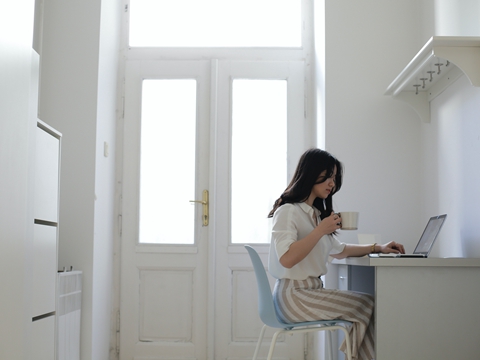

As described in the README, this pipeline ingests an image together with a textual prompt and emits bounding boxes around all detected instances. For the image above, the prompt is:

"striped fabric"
[273,277,375,360]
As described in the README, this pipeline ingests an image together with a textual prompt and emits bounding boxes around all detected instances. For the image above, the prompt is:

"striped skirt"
[273,277,375,360]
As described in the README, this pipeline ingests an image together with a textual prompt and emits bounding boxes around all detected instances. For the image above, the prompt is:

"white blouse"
[268,202,345,280]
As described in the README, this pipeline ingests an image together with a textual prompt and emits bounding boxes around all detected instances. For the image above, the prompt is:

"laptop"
[369,214,447,258]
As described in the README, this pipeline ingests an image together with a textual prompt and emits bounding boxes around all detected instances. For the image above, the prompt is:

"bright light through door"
[231,80,287,244]
[139,79,197,244]
[128,0,302,47]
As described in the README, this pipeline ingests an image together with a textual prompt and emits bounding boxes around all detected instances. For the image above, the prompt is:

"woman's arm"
[330,241,406,259]
[279,212,341,268]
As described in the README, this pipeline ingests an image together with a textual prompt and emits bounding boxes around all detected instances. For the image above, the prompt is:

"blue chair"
[245,245,352,360]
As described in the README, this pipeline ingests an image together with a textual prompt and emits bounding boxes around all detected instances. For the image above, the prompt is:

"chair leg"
[252,325,267,360]
[266,330,282,360]
[326,330,334,360]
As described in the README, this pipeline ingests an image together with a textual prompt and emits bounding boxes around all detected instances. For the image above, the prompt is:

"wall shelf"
[385,36,480,122]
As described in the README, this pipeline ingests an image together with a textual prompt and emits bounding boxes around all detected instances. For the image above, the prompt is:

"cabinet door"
[32,224,57,316]
[31,316,55,360]
[34,126,60,222]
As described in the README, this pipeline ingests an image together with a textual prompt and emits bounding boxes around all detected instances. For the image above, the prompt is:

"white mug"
[339,212,359,230]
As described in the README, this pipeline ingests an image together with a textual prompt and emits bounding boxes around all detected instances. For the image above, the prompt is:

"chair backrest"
[245,245,286,328]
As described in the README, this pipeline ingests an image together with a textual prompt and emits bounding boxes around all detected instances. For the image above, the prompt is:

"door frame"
[115,0,317,355]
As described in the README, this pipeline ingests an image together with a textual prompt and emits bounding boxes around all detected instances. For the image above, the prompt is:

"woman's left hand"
[379,241,405,254]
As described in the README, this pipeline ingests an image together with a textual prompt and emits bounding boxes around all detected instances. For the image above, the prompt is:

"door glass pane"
[129,0,301,47]
[231,80,287,244]
[139,79,196,244]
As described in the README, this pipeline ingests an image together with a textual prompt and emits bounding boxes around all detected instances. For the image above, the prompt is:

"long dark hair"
[268,148,343,219]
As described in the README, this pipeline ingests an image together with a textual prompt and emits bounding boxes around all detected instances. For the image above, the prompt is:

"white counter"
[329,256,480,360]
[331,256,480,267]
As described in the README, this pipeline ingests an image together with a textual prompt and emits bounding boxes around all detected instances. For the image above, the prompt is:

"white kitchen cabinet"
[31,120,61,359]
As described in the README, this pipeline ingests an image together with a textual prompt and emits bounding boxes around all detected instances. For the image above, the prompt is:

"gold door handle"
[189,189,209,226]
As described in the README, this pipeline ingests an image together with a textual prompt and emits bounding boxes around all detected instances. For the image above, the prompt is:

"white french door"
[119,59,309,360]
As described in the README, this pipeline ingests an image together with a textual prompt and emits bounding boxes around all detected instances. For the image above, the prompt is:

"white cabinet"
[31,120,61,359]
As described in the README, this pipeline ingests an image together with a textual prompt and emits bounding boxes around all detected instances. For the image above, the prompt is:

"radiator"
[57,271,82,360]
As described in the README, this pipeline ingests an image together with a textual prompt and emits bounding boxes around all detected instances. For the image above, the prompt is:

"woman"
[268,148,404,360]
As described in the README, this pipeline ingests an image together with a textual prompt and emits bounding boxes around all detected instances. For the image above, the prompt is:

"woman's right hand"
[316,212,342,235]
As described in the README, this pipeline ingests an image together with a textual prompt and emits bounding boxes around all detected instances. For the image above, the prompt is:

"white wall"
[0,1,37,359]
[317,0,480,257]
[319,0,434,250]
[422,0,480,257]
[424,76,480,257]
[38,0,120,359]
[434,0,480,36]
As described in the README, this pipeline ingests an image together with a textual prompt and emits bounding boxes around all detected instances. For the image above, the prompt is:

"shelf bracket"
[433,46,480,86]
[395,91,430,123]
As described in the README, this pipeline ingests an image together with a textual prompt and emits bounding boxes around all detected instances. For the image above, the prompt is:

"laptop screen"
[414,214,447,255]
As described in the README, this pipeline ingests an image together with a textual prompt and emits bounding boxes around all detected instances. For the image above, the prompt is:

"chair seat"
[279,319,352,330]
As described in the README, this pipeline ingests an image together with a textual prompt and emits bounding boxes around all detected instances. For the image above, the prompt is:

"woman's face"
[311,167,337,200]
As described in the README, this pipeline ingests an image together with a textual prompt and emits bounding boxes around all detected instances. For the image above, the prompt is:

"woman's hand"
[377,241,405,254]
[316,212,341,235]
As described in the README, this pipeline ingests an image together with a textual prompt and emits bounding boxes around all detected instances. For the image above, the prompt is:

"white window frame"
[121,0,315,65]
